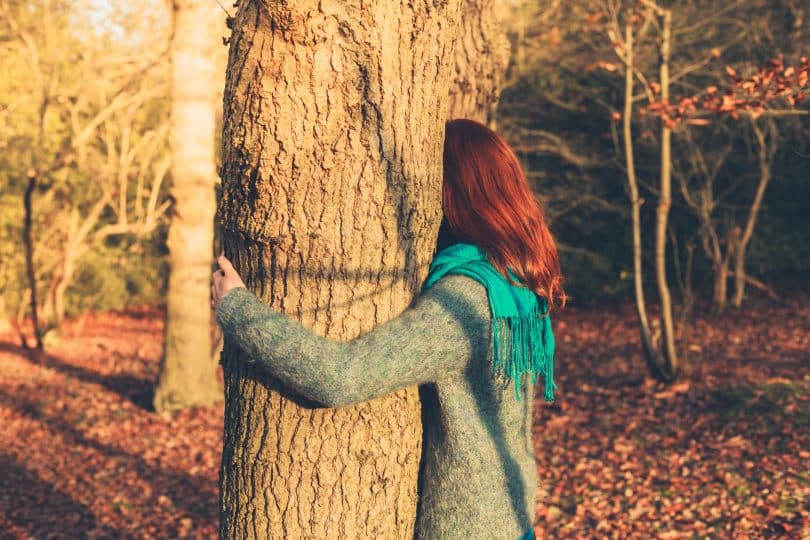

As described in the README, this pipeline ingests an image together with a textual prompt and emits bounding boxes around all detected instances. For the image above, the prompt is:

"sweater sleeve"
[215,274,491,408]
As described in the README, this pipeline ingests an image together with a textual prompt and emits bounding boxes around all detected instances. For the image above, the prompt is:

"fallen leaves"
[0,310,222,539]
[0,298,807,540]
[653,381,691,399]
[532,295,810,539]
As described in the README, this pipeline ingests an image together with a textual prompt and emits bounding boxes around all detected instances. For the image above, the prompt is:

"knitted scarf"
[423,243,556,402]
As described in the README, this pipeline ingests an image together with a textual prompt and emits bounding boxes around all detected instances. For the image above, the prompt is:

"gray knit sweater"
[216,274,538,540]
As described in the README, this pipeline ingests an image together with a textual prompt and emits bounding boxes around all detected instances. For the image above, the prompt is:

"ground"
[0,297,807,539]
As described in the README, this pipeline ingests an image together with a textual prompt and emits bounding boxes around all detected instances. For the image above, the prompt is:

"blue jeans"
[519,529,536,540]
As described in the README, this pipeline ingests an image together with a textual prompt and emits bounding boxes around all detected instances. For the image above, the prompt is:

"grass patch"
[778,495,801,514]
[712,381,809,424]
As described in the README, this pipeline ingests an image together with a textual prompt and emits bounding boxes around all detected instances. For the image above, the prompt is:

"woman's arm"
[215,274,491,407]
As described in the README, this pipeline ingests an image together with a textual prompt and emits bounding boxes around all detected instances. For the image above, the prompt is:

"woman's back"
[416,276,538,540]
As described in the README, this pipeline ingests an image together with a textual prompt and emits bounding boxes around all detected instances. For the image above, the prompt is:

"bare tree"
[732,118,779,307]
[612,1,679,380]
[620,19,666,379]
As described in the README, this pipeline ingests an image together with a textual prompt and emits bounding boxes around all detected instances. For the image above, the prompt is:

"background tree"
[613,0,679,380]
[152,0,224,412]
[608,0,806,373]
[497,0,807,377]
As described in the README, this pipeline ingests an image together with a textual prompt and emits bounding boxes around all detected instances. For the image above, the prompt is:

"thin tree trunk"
[0,298,9,334]
[622,21,665,380]
[52,259,72,326]
[732,119,776,308]
[654,7,677,379]
[712,258,729,313]
[217,1,462,537]
[23,174,43,350]
[41,265,59,327]
[743,274,778,299]
[153,0,221,412]
[702,225,728,314]
[679,240,695,363]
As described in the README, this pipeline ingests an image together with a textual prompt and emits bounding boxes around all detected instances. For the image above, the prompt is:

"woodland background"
[1,1,809,326]
[0,0,808,538]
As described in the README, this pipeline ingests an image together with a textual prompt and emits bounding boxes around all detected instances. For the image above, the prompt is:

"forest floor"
[0,296,807,539]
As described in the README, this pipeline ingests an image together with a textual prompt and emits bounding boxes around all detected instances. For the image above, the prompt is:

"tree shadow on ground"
[0,342,154,409]
[0,388,218,529]
[0,451,123,539]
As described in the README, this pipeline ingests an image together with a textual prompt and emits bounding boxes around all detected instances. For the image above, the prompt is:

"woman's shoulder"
[422,273,491,322]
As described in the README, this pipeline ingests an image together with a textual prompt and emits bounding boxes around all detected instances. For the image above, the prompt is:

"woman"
[212,118,565,540]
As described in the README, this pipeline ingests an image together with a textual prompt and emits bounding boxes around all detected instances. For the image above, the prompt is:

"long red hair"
[442,118,566,310]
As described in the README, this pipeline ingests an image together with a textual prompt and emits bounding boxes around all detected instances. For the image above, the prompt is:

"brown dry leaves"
[642,56,809,125]
[0,310,222,539]
[0,297,808,539]
[532,296,809,539]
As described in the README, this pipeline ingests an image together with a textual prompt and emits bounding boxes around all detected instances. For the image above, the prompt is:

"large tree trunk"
[217,1,462,537]
[446,0,510,124]
[153,0,222,412]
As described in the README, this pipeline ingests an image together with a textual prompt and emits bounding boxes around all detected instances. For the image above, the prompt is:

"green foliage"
[65,251,130,316]
[0,0,171,324]
[713,381,810,428]
[63,245,167,316]
[123,252,168,308]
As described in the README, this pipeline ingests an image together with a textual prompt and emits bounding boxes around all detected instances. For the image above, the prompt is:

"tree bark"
[217,1,462,537]
[153,0,222,412]
[446,0,510,124]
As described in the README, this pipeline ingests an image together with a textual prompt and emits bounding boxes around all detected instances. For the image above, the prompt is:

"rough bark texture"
[153,0,222,412]
[217,1,461,537]
[446,0,510,123]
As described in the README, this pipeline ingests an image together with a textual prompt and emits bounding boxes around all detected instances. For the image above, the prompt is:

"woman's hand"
[211,255,246,310]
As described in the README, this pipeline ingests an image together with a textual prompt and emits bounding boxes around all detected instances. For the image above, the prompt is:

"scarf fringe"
[492,307,557,402]
[424,243,556,403]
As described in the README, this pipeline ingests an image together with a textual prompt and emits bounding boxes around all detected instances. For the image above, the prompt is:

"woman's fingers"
[212,255,246,311]
[217,255,236,276]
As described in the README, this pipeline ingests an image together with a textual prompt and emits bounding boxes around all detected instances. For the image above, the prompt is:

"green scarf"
[423,243,556,402]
